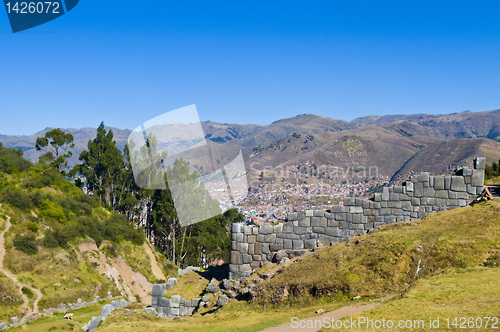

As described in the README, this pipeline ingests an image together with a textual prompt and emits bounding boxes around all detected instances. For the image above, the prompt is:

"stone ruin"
[229,157,487,279]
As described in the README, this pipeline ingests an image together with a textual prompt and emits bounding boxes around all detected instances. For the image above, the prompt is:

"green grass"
[11,300,113,332]
[318,267,500,331]
[116,241,157,283]
[164,271,209,300]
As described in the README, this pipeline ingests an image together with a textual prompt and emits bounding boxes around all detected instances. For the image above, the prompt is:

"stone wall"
[229,157,486,279]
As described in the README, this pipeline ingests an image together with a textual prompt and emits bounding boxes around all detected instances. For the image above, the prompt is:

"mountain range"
[2,109,500,181]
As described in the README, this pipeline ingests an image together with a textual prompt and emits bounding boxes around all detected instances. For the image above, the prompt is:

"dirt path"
[144,242,165,281]
[0,212,43,320]
[259,295,395,332]
[78,241,154,304]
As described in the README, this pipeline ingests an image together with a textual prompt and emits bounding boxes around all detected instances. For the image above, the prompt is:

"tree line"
[35,124,244,267]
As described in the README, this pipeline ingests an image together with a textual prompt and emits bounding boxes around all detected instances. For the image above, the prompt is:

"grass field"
[318,267,500,331]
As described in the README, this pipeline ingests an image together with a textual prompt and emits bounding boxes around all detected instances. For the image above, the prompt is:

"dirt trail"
[0,211,43,320]
[259,294,395,332]
[78,241,154,304]
[144,242,165,281]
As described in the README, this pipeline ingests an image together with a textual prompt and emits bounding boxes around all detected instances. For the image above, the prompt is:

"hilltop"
[2,109,500,182]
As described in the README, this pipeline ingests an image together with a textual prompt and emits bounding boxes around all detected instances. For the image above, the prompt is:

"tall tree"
[35,128,75,172]
[74,122,125,209]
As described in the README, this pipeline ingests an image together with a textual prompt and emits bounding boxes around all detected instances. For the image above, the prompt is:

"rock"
[166,278,177,290]
[201,295,211,302]
[81,324,89,331]
[170,295,181,308]
[227,290,237,298]
[101,304,114,317]
[77,298,82,304]
[274,250,287,263]
[217,294,229,307]
[111,300,121,309]
[87,316,102,332]
[119,299,128,307]
[279,257,289,264]
[152,284,166,297]
[94,296,100,302]
[205,282,220,293]
[316,309,325,314]
[221,279,233,290]
[124,309,130,314]
[239,287,250,295]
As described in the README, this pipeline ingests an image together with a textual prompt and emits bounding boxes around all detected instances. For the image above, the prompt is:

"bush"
[0,187,34,211]
[40,199,66,223]
[26,221,40,233]
[13,233,39,255]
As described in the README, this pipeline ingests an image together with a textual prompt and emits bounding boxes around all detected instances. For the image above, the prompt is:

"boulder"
[274,250,287,263]
[217,294,229,307]
[87,316,102,332]
[205,282,220,293]
[152,284,166,297]
[221,279,233,290]
[101,304,114,317]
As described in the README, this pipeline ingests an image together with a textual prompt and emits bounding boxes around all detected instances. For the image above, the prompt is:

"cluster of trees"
[485,161,500,180]
[35,124,243,267]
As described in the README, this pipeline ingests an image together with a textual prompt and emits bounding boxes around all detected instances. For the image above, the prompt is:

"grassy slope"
[256,200,500,305]
[319,267,500,331]
[99,200,500,331]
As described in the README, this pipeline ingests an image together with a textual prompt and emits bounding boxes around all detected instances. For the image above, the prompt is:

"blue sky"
[1,1,500,135]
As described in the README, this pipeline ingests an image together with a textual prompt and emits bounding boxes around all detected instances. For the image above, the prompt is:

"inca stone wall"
[229,157,486,280]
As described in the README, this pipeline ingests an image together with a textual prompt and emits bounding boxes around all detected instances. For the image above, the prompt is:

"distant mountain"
[1,109,499,180]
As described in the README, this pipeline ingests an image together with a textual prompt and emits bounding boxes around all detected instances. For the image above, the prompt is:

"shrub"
[13,233,39,255]
[0,187,34,211]
[40,199,66,223]
[26,221,40,233]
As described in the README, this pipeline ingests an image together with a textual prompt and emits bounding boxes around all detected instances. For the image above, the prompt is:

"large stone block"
[444,177,451,190]
[344,198,355,206]
[248,244,254,255]
[349,206,363,214]
[247,235,256,244]
[261,243,270,254]
[158,297,170,307]
[170,295,181,308]
[451,176,466,192]
[274,223,283,233]
[292,240,304,249]
[471,169,484,187]
[405,181,414,192]
[388,201,402,208]
[305,210,314,217]
[264,234,277,242]
[243,226,252,235]
[238,242,249,253]
[242,254,252,264]
[419,172,429,182]
[287,213,298,221]
[423,187,435,197]
[298,218,311,227]
[152,284,166,297]
[230,252,242,265]
[294,227,310,235]
[232,223,242,233]
[474,157,485,170]
[270,243,283,251]
[283,239,293,249]
[374,193,382,201]
[236,233,244,242]
[382,187,390,201]
[434,177,445,190]
[414,183,423,197]
[304,239,317,249]
[313,210,325,217]
[389,193,399,201]
[259,223,274,234]
[312,227,325,234]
